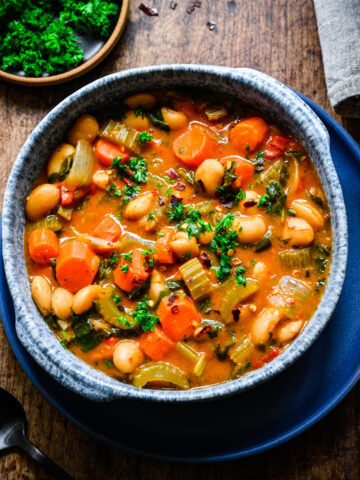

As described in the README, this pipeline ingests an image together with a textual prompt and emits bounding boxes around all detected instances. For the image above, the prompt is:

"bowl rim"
[2,64,348,402]
[0,0,129,87]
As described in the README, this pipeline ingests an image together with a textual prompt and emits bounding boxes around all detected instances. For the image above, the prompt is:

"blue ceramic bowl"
[2,65,348,402]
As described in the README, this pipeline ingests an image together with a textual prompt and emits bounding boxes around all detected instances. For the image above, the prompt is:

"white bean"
[195,159,224,197]
[124,192,155,220]
[123,111,150,130]
[124,93,156,110]
[47,144,75,178]
[252,261,268,280]
[67,114,99,145]
[199,229,214,245]
[239,190,261,209]
[161,107,187,130]
[31,276,52,315]
[92,170,110,190]
[290,199,324,229]
[233,215,267,244]
[51,288,73,320]
[276,319,303,343]
[252,307,282,345]
[72,285,102,315]
[281,217,314,246]
[113,340,144,373]
[25,184,60,221]
[148,269,165,303]
[170,231,199,259]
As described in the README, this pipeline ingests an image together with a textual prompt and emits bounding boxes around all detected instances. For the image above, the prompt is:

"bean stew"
[24,90,332,390]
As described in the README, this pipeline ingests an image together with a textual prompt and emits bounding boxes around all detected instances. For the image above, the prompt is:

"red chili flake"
[170,1,177,9]
[199,252,211,269]
[232,308,241,322]
[231,258,241,266]
[174,182,185,191]
[194,325,212,338]
[186,4,195,13]
[138,2,159,16]
[166,168,180,180]
[158,196,165,206]
[171,305,180,314]
[171,194,183,206]
[123,177,133,187]
[207,21,216,31]
[168,293,179,305]
[243,199,257,207]
[253,360,264,369]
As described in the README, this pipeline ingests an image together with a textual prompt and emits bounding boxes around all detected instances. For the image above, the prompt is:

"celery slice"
[98,286,137,329]
[268,275,312,318]
[99,120,142,155]
[57,205,73,221]
[204,105,228,121]
[28,214,62,233]
[230,335,254,364]
[219,278,260,323]
[179,257,212,301]
[132,362,190,389]
[279,248,311,268]
[65,139,95,189]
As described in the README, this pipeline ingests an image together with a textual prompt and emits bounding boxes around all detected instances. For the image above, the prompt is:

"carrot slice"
[94,138,129,167]
[158,294,201,341]
[139,326,175,361]
[114,248,152,293]
[230,117,269,154]
[234,158,255,188]
[156,227,175,264]
[56,240,99,293]
[93,215,121,242]
[28,228,59,265]
[173,125,214,167]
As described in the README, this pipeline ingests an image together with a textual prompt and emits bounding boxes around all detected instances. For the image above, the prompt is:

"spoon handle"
[16,435,74,480]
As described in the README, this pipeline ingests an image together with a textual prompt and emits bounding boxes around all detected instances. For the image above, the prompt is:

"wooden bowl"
[0,0,129,87]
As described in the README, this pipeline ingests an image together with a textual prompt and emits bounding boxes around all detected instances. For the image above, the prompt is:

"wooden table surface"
[1,1,360,479]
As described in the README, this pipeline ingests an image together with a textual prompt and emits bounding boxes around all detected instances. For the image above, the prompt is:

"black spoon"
[0,387,74,480]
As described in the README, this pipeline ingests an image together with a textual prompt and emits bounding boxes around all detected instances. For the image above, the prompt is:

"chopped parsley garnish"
[137,131,154,144]
[141,249,154,268]
[111,156,147,184]
[288,208,296,217]
[257,180,287,215]
[132,297,159,332]
[113,294,122,304]
[135,106,145,118]
[216,160,245,206]
[147,212,155,220]
[107,183,122,197]
[122,185,140,204]
[236,265,246,286]
[167,199,185,221]
[210,214,239,280]
[120,264,129,273]
[103,359,114,368]
[178,208,212,238]
[117,317,132,327]
[179,147,185,153]
[121,251,133,262]
[109,252,119,265]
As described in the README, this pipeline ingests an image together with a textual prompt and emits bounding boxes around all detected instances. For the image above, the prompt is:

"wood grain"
[0,1,359,478]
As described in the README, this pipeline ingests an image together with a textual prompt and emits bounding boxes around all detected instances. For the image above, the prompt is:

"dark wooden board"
[0,1,359,478]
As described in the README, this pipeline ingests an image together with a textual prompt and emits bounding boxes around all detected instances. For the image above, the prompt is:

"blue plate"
[0,93,359,462]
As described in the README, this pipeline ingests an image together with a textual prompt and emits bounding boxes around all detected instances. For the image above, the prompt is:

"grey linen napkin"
[313,0,360,118]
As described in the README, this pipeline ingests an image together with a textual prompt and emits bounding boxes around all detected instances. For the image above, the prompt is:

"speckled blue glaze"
[2,65,347,402]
